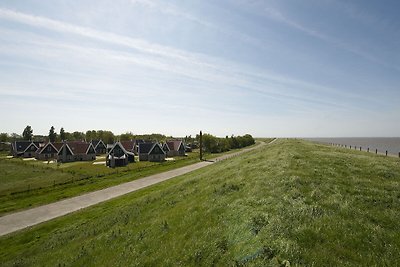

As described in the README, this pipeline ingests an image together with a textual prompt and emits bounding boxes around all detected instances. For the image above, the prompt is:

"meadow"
[1,139,399,266]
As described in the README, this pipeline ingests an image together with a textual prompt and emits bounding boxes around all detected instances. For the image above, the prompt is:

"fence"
[329,143,399,158]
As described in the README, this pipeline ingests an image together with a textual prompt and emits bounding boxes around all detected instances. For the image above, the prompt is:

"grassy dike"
[1,139,400,266]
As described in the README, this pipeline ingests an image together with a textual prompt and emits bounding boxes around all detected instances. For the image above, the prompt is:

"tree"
[60,127,66,141]
[11,133,20,140]
[49,126,57,143]
[230,135,240,149]
[202,133,219,153]
[0,133,8,142]
[119,132,134,141]
[22,125,33,141]
[85,130,97,141]
[101,131,115,144]
[72,131,85,141]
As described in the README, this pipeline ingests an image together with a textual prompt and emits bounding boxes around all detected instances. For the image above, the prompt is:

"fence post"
[386,151,388,156]
[376,149,378,154]
[360,147,361,151]
[350,146,352,149]
[367,148,369,152]
[399,152,400,158]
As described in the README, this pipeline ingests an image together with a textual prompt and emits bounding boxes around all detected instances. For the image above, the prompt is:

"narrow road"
[0,139,275,237]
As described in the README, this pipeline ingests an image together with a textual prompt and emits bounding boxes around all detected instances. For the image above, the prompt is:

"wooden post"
[376,149,378,154]
[360,147,361,151]
[386,150,388,156]
[199,130,203,161]
[367,148,369,152]
[350,145,352,149]
[398,152,400,158]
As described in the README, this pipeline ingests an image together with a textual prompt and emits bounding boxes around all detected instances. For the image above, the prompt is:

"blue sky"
[0,0,399,137]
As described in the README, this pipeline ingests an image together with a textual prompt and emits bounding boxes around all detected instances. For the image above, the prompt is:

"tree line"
[196,133,255,153]
[0,126,168,145]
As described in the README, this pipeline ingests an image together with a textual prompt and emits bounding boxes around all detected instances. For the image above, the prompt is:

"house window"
[48,146,52,152]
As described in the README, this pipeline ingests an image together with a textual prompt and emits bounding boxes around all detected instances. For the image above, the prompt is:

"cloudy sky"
[0,0,399,137]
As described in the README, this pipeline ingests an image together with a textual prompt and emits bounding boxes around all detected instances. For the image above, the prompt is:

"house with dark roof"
[106,144,114,153]
[165,140,186,157]
[35,142,63,160]
[121,140,135,153]
[162,143,170,154]
[148,143,166,162]
[11,141,41,158]
[133,139,145,155]
[58,142,96,162]
[185,144,193,152]
[106,141,135,167]
[138,142,166,162]
[91,140,107,155]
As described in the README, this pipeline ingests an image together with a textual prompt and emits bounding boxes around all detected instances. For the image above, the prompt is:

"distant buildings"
[106,142,135,167]
[10,138,189,167]
[11,141,40,158]
[138,142,166,162]
[91,140,107,155]
[11,140,97,162]
[35,142,63,160]
[58,141,96,162]
[164,140,186,157]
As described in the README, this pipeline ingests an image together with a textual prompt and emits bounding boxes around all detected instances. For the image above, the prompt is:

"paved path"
[0,139,274,237]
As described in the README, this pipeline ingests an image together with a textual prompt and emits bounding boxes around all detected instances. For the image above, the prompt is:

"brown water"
[305,138,400,156]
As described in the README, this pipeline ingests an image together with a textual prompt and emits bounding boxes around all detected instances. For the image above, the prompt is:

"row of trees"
[1,127,170,145]
[197,133,255,153]
[0,126,113,144]
[118,132,168,142]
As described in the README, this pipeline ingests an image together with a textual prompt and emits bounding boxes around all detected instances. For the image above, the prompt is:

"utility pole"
[199,130,203,161]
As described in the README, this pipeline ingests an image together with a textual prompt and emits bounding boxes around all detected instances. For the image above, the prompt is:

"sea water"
[305,137,400,156]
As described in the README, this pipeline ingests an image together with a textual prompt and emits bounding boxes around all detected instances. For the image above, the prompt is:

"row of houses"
[11,139,188,167]
[11,140,98,162]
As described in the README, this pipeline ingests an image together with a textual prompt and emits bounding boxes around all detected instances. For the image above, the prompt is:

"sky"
[0,0,399,137]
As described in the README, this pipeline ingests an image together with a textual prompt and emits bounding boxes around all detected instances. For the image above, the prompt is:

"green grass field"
[1,139,399,266]
[0,144,263,216]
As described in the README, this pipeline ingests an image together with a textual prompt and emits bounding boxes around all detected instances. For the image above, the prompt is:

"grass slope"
[1,139,400,266]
